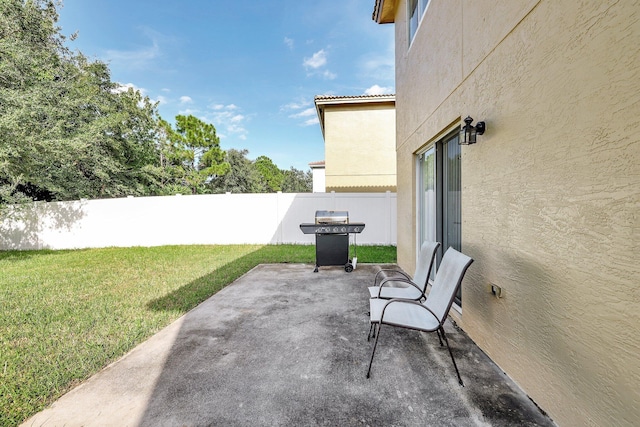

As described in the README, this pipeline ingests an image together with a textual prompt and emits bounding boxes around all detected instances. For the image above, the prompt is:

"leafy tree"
[154,118,192,195]
[210,152,311,194]
[158,114,229,194]
[0,0,163,204]
[209,149,265,194]
[281,167,312,193]
[254,155,283,192]
[0,0,64,203]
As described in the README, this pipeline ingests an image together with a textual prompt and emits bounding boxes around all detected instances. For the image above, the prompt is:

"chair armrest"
[373,269,412,287]
[378,277,422,296]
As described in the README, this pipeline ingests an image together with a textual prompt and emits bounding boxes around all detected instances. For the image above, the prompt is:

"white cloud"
[227,123,246,134]
[364,85,393,95]
[284,37,294,50]
[303,48,336,80]
[281,99,312,111]
[179,96,193,104]
[283,99,319,127]
[112,82,164,108]
[205,104,249,139]
[322,70,337,80]
[289,108,316,119]
[303,49,327,69]
[303,117,320,126]
[106,39,160,70]
[154,95,168,105]
[358,42,395,83]
[104,26,183,71]
[112,82,145,95]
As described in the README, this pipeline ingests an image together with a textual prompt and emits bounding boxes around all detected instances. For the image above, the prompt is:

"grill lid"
[315,210,348,224]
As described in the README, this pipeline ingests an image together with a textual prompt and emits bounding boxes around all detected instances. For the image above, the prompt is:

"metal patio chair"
[366,248,473,385]
[368,241,440,300]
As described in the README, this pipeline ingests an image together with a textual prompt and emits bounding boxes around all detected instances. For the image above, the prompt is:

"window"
[418,130,462,305]
[408,0,430,44]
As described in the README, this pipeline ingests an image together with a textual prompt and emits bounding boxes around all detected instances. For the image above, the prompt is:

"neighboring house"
[373,1,639,426]
[308,161,326,193]
[314,94,396,192]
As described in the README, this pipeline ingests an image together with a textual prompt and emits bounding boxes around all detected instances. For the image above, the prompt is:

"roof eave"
[315,100,326,139]
[372,0,396,24]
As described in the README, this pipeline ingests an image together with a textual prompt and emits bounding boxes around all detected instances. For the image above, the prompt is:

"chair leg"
[436,328,444,346]
[368,322,379,341]
[366,325,382,378]
[439,327,464,386]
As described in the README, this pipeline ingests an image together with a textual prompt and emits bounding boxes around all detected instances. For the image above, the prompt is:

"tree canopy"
[254,155,284,192]
[157,115,229,194]
[210,150,311,194]
[209,149,262,194]
[0,0,164,203]
[282,167,312,193]
[0,0,311,206]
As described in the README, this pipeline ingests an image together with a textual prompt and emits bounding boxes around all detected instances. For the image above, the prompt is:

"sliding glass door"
[418,130,462,304]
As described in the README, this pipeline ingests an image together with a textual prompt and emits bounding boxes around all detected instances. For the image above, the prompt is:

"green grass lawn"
[0,244,395,426]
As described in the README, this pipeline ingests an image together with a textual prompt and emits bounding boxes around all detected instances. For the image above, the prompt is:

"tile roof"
[314,94,395,102]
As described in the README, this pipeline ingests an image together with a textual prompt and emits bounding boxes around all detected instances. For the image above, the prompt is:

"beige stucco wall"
[390,0,640,426]
[323,103,396,192]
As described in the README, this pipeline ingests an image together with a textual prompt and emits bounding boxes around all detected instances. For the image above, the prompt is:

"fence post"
[384,191,390,245]
[276,191,283,244]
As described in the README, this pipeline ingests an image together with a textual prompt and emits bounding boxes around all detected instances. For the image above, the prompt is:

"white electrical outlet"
[491,284,502,298]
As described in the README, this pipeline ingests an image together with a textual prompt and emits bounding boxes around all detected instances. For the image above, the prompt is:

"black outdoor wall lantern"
[459,116,486,145]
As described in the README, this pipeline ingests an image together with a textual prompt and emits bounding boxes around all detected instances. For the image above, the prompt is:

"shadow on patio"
[22,264,554,426]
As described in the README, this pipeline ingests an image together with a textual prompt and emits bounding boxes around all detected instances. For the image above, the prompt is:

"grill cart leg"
[345,234,358,272]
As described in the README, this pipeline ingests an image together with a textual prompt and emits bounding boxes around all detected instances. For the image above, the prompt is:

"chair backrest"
[424,248,473,325]
[412,241,441,292]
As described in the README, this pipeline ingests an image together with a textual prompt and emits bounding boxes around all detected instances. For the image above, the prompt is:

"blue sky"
[56,0,395,171]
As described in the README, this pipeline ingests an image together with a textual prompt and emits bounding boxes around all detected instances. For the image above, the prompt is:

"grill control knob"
[341,227,346,232]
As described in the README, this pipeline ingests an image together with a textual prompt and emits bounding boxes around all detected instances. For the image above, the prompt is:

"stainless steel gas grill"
[299,210,365,272]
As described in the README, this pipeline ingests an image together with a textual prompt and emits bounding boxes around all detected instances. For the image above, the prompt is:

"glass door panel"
[442,133,461,254]
[442,132,462,305]
[418,130,462,304]
[420,147,436,246]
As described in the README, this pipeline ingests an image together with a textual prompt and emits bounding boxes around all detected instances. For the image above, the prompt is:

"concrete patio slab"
[22,264,555,426]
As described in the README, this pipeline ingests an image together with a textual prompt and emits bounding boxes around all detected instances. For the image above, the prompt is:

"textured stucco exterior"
[315,95,396,192]
[378,0,640,426]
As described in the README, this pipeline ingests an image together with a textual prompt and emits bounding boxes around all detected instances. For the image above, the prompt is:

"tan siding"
[392,0,640,425]
[323,103,397,192]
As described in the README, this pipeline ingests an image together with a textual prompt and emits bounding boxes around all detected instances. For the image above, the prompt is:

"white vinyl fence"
[0,192,397,250]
